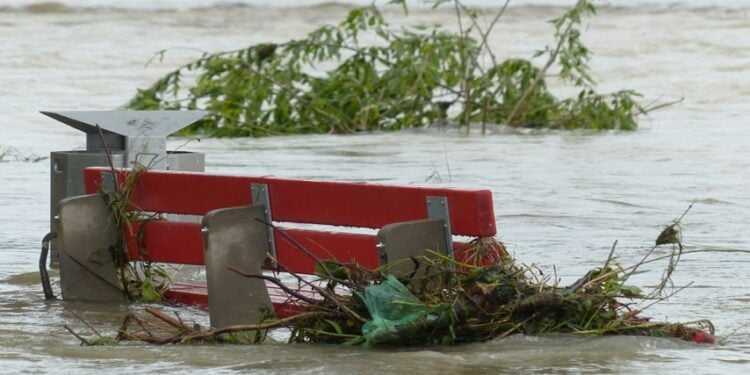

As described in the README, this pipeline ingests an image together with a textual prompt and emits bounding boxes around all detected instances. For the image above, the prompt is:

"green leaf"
[619,285,644,298]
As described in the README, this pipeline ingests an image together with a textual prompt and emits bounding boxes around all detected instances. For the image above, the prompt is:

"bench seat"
[54,167,498,329]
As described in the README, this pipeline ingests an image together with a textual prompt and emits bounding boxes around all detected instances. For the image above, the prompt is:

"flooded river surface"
[1,1,749,373]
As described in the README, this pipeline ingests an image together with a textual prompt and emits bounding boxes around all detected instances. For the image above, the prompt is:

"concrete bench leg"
[376,219,448,279]
[203,205,273,331]
[57,194,124,302]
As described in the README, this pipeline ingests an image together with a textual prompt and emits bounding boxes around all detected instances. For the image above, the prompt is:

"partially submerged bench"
[57,167,497,329]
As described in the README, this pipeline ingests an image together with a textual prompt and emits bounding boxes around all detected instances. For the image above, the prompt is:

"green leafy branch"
[126,0,658,137]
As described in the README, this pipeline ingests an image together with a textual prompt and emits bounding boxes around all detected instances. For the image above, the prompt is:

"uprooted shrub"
[126,0,651,137]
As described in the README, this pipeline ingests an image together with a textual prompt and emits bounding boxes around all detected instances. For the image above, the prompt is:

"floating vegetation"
[126,0,672,137]
[0,145,46,163]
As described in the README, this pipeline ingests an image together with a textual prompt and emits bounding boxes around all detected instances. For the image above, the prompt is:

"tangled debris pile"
[108,220,715,347]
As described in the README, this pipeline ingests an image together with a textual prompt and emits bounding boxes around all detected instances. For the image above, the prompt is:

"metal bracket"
[251,183,276,259]
[426,196,453,258]
[100,171,116,193]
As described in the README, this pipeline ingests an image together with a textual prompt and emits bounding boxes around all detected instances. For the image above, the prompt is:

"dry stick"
[602,240,619,273]
[641,96,684,115]
[505,20,575,126]
[246,220,366,322]
[717,322,750,345]
[468,3,536,129]
[144,311,328,345]
[64,325,92,346]
[172,311,189,330]
[675,201,695,224]
[145,307,190,331]
[72,312,102,337]
[95,124,119,192]
[180,311,328,343]
[292,237,339,267]
[626,203,693,290]
[132,314,156,338]
[116,314,133,341]
[494,311,542,340]
[255,219,322,265]
[266,252,368,324]
[227,267,320,305]
[453,1,473,133]
[256,219,359,289]
[581,248,750,292]
[458,0,510,73]
[638,282,694,313]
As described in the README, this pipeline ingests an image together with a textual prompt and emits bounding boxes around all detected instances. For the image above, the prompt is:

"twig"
[254,219,322,267]
[619,243,659,287]
[453,0,474,131]
[602,240,618,273]
[639,282,693,313]
[72,312,102,337]
[144,311,329,344]
[255,219,359,289]
[95,124,119,193]
[132,314,155,338]
[116,314,133,341]
[675,200,695,224]
[459,0,510,68]
[64,324,92,346]
[227,267,320,305]
[198,311,326,338]
[717,322,750,345]
[641,96,684,114]
[145,307,190,331]
[583,248,750,292]
[495,311,542,340]
[265,253,368,324]
[505,20,575,125]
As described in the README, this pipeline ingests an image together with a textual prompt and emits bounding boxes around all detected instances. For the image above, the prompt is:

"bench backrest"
[84,167,496,273]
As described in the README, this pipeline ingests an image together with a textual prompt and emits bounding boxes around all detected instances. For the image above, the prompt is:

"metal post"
[251,183,277,259]
[426,196,453,258]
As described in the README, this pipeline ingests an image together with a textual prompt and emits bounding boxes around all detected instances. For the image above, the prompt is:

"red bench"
[57,167,497,328]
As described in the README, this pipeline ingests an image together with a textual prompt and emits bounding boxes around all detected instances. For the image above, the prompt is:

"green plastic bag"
[358,275,449,346]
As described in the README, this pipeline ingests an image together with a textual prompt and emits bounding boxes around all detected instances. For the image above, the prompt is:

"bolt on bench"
[56,167,497,329]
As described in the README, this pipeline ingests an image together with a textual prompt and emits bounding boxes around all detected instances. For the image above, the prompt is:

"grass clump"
[99,166,171,303]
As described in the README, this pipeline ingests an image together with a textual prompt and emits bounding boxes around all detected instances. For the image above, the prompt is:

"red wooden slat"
[123,220,488,270]
[264,177,496,237]
[124,221,205,265]
[84,168,261,216]
[274,229,380,274]
[84,167,496,236]
[163,282,207,307]
[122,221,380,273]
[164,282,311,318]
